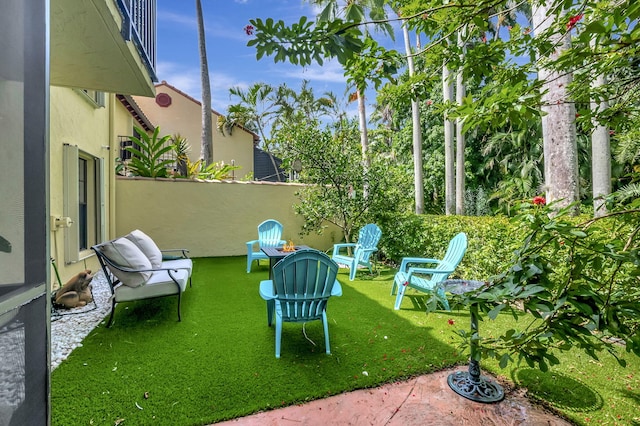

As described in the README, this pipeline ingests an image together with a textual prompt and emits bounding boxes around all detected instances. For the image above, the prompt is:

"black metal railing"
[115,0,157,82]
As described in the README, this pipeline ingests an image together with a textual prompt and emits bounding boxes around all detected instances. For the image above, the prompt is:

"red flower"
[533,196,546,206]
[244,24,254,36]
[566,14,583,30]
[447,319,455,326]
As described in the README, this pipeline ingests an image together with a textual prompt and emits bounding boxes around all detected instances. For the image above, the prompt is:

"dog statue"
[54,269,94,309]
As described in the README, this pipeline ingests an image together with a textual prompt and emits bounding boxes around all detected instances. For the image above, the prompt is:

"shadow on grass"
[513,368,604,412]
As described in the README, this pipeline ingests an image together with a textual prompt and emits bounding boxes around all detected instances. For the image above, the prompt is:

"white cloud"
[280,59,347,84]
[156,61,258,115]
[157,10,196,29]
[156,61,200,98]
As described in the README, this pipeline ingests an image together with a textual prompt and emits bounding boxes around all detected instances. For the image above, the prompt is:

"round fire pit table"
[441,279,505,403]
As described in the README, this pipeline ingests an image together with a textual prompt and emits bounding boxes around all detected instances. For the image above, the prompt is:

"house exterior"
[132,81,258,180]
[0,0,158,422]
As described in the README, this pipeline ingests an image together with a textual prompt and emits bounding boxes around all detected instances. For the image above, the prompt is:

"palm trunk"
[357,89,369,198]
[455,30,466,215]
[196,0,213,164]
[531,3,580,214]
[591,72,611,217]
[443,59,455,215]
[403,22,424,214]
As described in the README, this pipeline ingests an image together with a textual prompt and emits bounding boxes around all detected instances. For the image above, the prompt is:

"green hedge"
[376,213,524,281]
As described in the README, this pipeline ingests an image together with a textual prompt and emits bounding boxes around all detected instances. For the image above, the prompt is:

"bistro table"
[441,279,505,403]
[261,245,310,279]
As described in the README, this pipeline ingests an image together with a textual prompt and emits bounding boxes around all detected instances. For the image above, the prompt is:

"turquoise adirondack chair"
[259,249,343,358]
[391,232,468,311]
[331,223,382,281]
[246,219,286,273]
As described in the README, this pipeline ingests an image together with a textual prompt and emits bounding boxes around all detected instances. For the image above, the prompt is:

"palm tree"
[195,0,213,164]
[531,2,580,213]
[227,83,277,149]
[483,128,544,188]
[455,29,467,215]
[402,22,424,214]
[443,55,455,215]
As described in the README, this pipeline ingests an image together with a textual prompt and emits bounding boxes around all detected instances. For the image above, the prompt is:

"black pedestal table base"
[442,279,505,403]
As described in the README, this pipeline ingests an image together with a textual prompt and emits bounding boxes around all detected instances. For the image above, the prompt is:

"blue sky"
[157,0,352,116]
[156,0,404,118]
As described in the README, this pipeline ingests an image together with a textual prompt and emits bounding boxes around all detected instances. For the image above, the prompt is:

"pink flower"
[244,24,254,36]
[533,196,546,206]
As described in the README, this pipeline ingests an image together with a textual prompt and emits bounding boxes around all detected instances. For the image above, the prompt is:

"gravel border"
[50,271,111,371]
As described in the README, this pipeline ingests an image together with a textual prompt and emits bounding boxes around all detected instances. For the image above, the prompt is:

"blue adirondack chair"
[246,219,286,273]
[259,249,343,358]
[391,232,468,311]
[331,223,382,281]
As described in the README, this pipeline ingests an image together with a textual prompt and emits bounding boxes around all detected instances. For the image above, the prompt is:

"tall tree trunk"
[531,3,580,213]
[403,23,424,214]
[443,59,455,215]
[357,89,369,198]
[196,0,213,165]
[590,72,611,217]
[455,30,466,215]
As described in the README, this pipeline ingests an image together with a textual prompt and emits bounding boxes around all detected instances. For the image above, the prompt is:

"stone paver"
[214,368,572,426]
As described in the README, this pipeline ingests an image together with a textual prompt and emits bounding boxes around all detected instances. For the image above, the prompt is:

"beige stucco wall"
[49,89,133,287]
[132,84,255,180]
[115,178,342,257]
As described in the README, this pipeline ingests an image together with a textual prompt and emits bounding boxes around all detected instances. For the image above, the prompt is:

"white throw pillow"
[125,229,163,268]
[99,237,152,287]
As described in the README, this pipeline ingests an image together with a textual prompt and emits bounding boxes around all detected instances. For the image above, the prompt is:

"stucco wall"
[132,84,255,180]
[115,178,342,257]
[49,89,133,287]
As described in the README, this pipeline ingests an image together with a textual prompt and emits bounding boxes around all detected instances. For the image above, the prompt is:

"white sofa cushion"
[162,258,193,277]
[99,237,152,288]
[125,229,163,269]
[114,269,189,302]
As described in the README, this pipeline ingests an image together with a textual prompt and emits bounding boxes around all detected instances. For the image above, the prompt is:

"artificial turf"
[51,256,640,425]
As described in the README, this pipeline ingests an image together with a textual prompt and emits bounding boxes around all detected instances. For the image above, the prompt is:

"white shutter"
[63,144,79,263]
[97,156,106,242]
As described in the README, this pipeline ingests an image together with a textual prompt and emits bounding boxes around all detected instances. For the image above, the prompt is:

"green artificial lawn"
[51,257,640,425]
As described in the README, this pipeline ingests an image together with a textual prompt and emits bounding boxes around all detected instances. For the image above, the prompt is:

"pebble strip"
[50,271,111,371]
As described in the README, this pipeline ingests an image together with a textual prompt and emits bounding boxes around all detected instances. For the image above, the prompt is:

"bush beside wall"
[377,213,521,281]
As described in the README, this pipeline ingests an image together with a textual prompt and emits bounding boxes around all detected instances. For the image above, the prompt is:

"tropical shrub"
[452,199,640,371]
[377,212,518,279]
[125,126,175,178]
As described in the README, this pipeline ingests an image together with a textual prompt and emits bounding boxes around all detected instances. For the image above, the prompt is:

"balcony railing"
[115,0,157,82]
